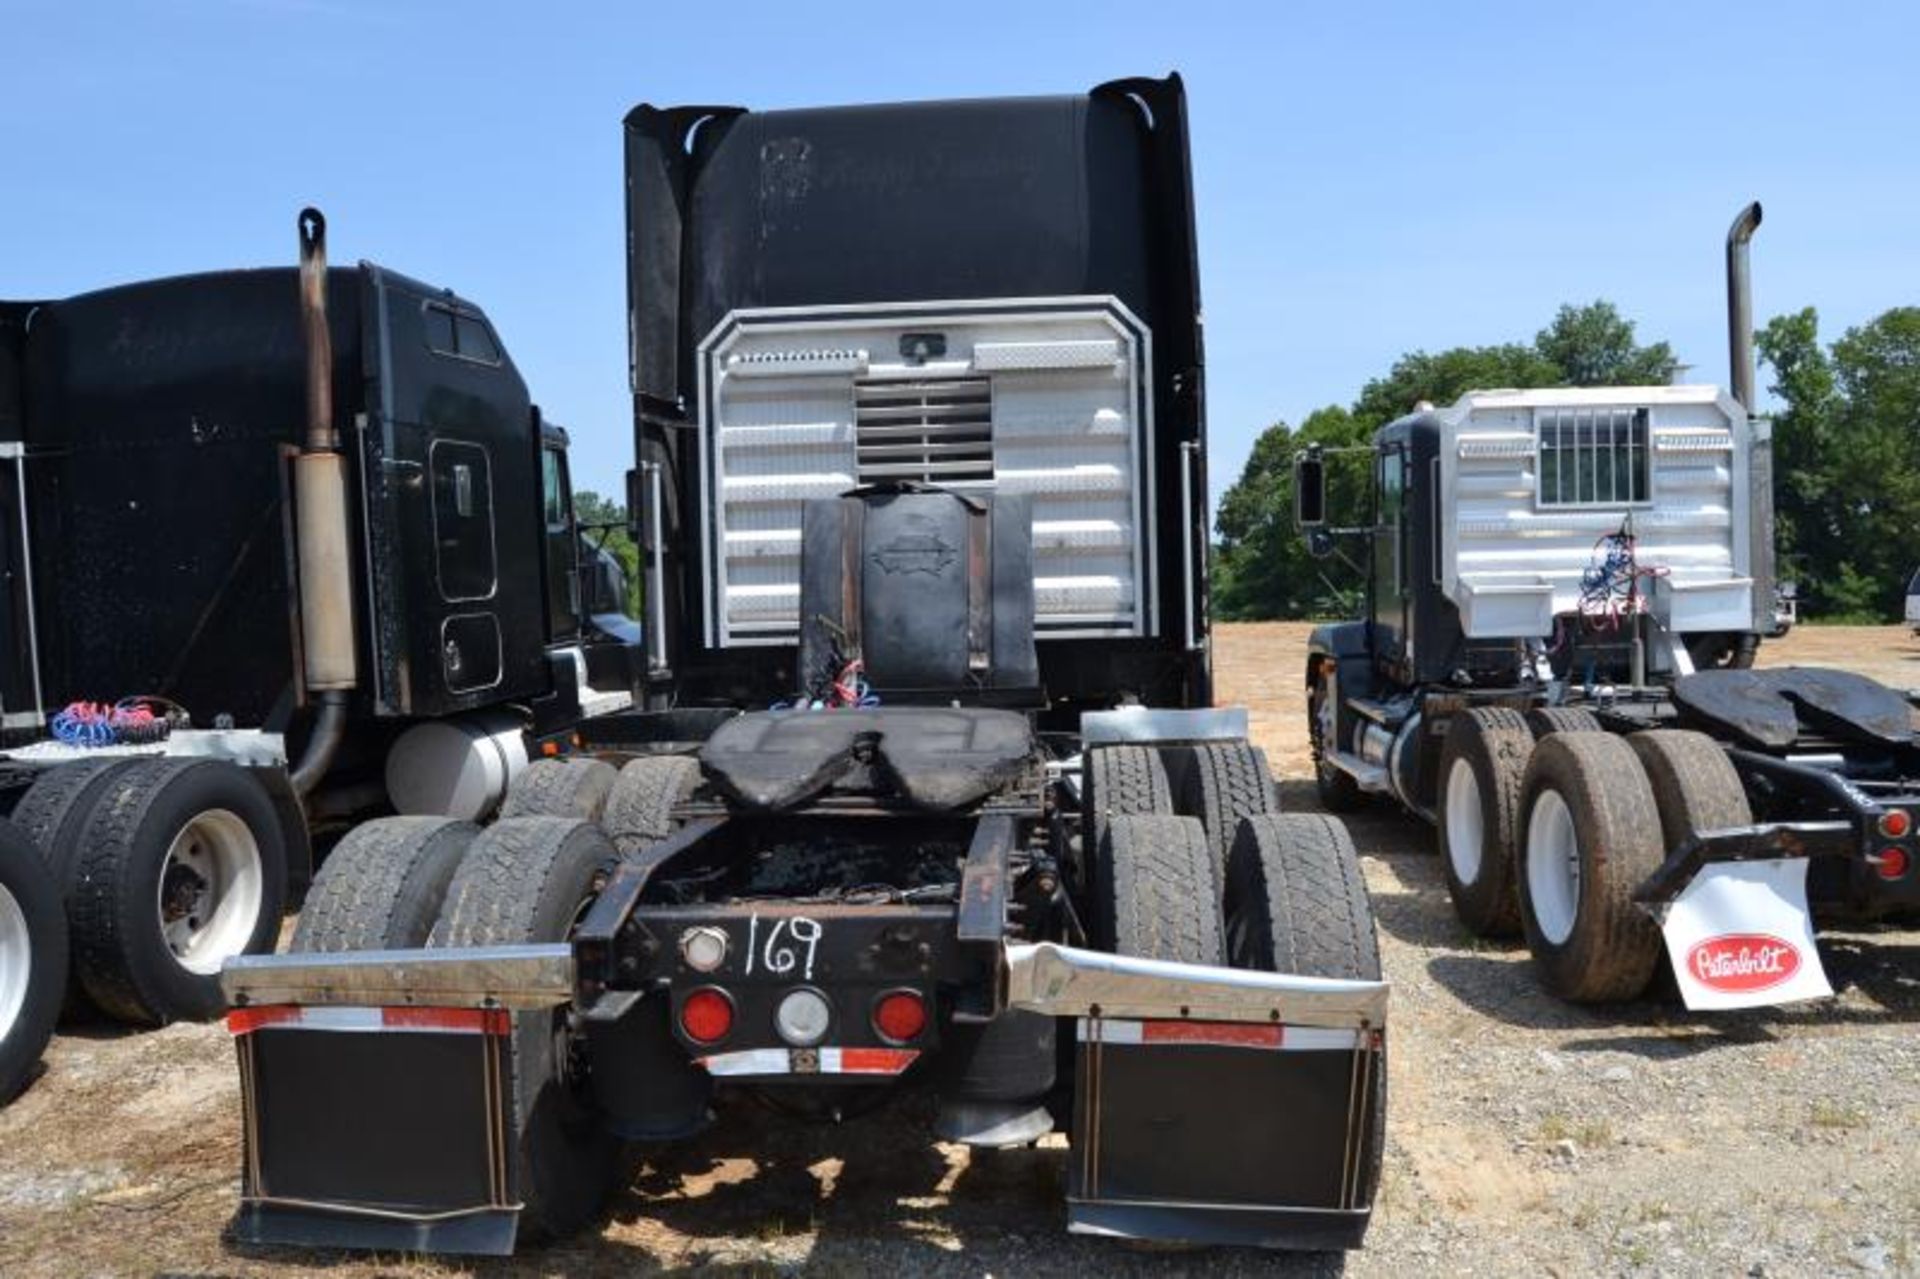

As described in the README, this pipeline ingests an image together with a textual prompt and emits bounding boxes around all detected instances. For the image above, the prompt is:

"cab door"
[357,265,544,717]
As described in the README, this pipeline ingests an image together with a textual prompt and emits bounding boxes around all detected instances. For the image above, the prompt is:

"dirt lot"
[2,625,1917,1278]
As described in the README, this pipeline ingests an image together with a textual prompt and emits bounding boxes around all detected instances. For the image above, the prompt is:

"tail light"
[1873,846,1910,881]
[1877,809,1911,839]
[680,987,735,1044]
[872,989,928,1044]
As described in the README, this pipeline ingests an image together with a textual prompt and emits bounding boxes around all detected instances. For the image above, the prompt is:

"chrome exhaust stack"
[290,208,355,795]
[1725,201,1764,413]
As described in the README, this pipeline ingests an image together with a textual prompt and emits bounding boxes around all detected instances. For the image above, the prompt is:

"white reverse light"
[774,988,832,1047]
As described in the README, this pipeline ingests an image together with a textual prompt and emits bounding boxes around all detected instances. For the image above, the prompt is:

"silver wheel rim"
[1444,758,1485,885]
[0,882,30,1043]
[156,808,263,976]
[1526,788,1581,946]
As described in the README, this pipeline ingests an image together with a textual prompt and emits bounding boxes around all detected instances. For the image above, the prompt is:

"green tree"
[1535,301,1679,387]
[1351,343,1559,432]
[1760,306,1920,621]
[1213,406,1372,620]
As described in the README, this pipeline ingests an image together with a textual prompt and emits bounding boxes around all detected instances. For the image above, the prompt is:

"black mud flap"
[229,1005,522,1256]
[1068,1017,1382,1250]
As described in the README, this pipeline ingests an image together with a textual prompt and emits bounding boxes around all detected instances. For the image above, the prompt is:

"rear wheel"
[1436,708,1534,937]
[430,817,622,1241]
[1628,730,1753,849]
[1309,671,1365,813]
[500,758,619,823]
[1174,742,1279,900]
[1,821,68,1103]
[1097,815,1221,963]
[290,817,479,952]
[1223,813,1384,1206]
[1525,707,1601,737]
[10,760,143,1013]
[601,756,702,855]
[1081,746,1173,879]
[1225,814,1380,979]
[1517,733,1666,1001]
[66,760,288,1025]
[10,761,142,878]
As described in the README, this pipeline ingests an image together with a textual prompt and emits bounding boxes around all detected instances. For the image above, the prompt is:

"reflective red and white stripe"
[1078,1018,1362,1052]
[696,1046,920,1077]
[227,1005,510,1036]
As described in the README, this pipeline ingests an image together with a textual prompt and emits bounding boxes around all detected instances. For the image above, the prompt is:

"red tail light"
[1877,809,1911,839]
[680,987,735,1044]
[1874,846,1910,881]
[872,990,928,1044]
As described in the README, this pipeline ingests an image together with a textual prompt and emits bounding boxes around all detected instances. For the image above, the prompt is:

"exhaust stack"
[291,208,355,794]
[1723,200,1774,644]
[1725,201,1763,414]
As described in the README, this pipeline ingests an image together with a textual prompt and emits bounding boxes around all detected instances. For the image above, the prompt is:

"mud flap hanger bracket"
[225,939,1389,1034]
[1002,941,1388,1030]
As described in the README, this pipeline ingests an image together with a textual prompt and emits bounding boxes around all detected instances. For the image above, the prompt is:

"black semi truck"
[1295,205,1919,1011]
[215,75,1392,1257]
[0,214,641,1095]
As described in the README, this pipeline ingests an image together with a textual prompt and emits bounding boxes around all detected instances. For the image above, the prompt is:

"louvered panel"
[853,376,994,483]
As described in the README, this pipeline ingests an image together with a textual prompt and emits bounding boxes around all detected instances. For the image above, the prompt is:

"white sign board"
[1659,858,1834,1011]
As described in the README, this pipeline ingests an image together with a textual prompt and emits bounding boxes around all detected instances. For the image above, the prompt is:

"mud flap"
[1002,942,1387,1250]
[1658,858,1835,1010]
[228,1005,522,1256]
[1067,1018,1382,1249]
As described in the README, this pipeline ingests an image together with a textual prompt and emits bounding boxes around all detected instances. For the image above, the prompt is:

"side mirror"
[1294,451,1328,528]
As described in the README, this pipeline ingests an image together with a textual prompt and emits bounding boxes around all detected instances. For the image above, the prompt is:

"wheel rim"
[1443,758,1485,885]
[1526,788,1581,946]
[156,808,263,976]
[0,881,30,1043]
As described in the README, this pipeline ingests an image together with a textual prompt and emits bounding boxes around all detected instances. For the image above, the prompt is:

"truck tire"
[499,758,618,823]
[1,821,68,1103]
[9,760,141,877]
[289,817,480,952]
[1436,707,1534,938]
[1222,812,1385,1206]
[1175,742,1279,899]
[1517,733,1666,1002]
[65,759,288,1025]
[1309,671,1365,813]
[1628,730,1753,852]
[1097,815,1222,964]
[1081,746,1172,877]
[429,817,622,1241]
[1224,814,1381,980]
[601,756,702,855]
[1525,707,1601,737]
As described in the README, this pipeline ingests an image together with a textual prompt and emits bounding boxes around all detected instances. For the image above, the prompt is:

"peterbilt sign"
[1685,933,1803,995]
[1660,859,1833,1011]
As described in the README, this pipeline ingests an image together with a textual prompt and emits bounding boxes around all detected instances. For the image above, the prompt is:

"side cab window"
[541,446,570,531]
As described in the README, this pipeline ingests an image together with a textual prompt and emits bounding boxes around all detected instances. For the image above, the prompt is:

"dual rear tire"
[1440,709,1753,1003]
[10,758,289,1027]
[297,813,624,1240]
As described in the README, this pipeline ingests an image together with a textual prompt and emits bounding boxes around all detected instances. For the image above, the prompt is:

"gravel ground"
[0,624,1915,1278]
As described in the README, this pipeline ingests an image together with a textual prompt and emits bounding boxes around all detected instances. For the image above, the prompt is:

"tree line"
[1212,302,1920,623]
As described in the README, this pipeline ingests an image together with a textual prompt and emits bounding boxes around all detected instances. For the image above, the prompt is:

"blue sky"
[6,2,1915,509]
